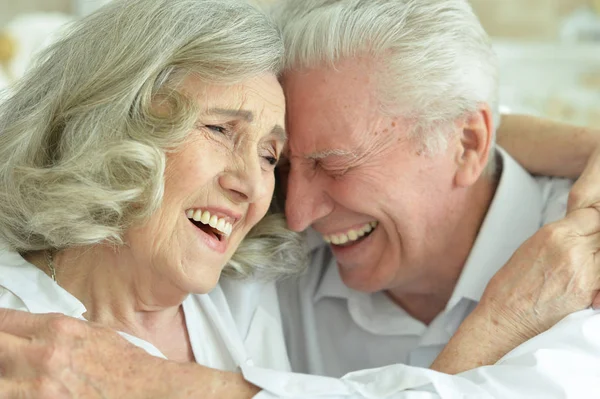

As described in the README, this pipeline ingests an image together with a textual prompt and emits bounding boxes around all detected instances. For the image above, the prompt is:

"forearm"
[497,114,599,178]
[430,305,533,374]
[160,362,260,399]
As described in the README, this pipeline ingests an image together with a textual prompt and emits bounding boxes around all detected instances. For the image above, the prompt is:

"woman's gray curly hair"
[0,0,307,279]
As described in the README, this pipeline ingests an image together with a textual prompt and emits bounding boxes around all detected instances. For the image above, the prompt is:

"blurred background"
[1,0,599,127]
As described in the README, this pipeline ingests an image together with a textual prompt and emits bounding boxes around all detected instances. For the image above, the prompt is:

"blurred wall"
[470,0,591,39]
[254,0,593,40]
[0,0,595,39]
[0,0,71,26]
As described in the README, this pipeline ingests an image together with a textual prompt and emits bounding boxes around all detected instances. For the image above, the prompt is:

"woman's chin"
[181,265,225,295]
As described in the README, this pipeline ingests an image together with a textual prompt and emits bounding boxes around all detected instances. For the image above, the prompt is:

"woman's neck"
[25,247,195,362]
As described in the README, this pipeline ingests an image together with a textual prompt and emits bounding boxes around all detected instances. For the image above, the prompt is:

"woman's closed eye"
[260,147,280,170]
[205,124,229,135]
[264,155,278,166]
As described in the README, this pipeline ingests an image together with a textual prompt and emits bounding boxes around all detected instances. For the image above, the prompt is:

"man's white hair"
[274,0,499,168]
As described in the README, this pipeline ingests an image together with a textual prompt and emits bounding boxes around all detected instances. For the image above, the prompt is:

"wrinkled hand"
[0,309,172,399]
[480,206,600,345]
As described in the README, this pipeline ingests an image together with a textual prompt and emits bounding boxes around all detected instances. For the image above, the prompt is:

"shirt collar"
[313,251,352,304]
[446,147,544,309]
[0,251,87,317]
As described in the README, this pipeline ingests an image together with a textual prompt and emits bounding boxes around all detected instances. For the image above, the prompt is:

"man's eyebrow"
[206,108,254,122]
[306,149,355,160]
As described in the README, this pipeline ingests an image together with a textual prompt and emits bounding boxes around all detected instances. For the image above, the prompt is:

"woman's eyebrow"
[206,108,254,122]
[204,108,286,141]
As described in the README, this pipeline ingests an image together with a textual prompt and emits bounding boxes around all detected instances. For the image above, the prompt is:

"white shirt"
[1,247,600,398]
[277,148,576,376]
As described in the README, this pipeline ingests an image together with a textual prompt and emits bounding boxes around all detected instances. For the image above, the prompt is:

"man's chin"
[337,261,388,293]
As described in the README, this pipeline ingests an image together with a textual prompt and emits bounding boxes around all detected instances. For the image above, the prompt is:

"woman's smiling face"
[125,73,286,295]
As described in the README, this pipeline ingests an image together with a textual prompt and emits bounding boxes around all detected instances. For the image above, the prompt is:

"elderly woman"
[0,0,305,370]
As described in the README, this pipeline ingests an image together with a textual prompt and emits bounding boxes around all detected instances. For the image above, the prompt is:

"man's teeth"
[323,221,378,245]
[186,209,233,236]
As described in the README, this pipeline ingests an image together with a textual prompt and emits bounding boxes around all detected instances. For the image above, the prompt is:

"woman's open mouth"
[190,219,225,241]
[186,209,233,243]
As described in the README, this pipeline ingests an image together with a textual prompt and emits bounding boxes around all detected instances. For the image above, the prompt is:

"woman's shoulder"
[0,250,29,303]
[0,250,30,311]
[0,250,86,317]
[0,284,29,312]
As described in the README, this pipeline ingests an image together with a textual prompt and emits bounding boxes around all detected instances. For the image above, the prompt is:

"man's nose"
[285,166,332,232]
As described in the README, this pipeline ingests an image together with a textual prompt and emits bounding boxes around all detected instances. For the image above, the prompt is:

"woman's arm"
[497,114,600,179]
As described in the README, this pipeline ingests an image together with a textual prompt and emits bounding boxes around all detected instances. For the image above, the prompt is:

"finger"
[0,331,34,378]
[0,380,27,399]
[0,309,63,338]
[0,379,68,399]
[568,149,600,213]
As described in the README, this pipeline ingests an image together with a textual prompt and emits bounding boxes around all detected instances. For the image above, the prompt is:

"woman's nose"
[219,157,268,204]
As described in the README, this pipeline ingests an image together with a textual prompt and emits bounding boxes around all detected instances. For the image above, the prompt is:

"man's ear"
[454,104,494,188]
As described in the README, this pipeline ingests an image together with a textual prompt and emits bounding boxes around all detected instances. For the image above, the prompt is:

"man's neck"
[386,174,499,325]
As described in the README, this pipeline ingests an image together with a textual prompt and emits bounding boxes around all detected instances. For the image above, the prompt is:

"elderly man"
[1,0,600,398]
[273,0,592,376]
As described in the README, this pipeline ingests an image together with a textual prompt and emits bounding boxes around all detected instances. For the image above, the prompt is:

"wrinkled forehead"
[282,58,378,109]
[281,61,401,153]
[182,73,286,124]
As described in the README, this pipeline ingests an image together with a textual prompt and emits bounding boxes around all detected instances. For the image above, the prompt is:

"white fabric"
[0,251,290,372]
[1,248,600,397]
[248,309,600,399]
[277,148,576,376]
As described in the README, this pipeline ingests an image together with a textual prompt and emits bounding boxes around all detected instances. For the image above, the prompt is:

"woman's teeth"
[186,209,233,236]
[323,221,378,245]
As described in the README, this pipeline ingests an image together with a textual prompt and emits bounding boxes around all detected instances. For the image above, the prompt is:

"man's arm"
[498,114,600,213]
[496,114,600,179]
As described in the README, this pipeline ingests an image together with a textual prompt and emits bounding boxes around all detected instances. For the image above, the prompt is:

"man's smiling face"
[281,57,464,293]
